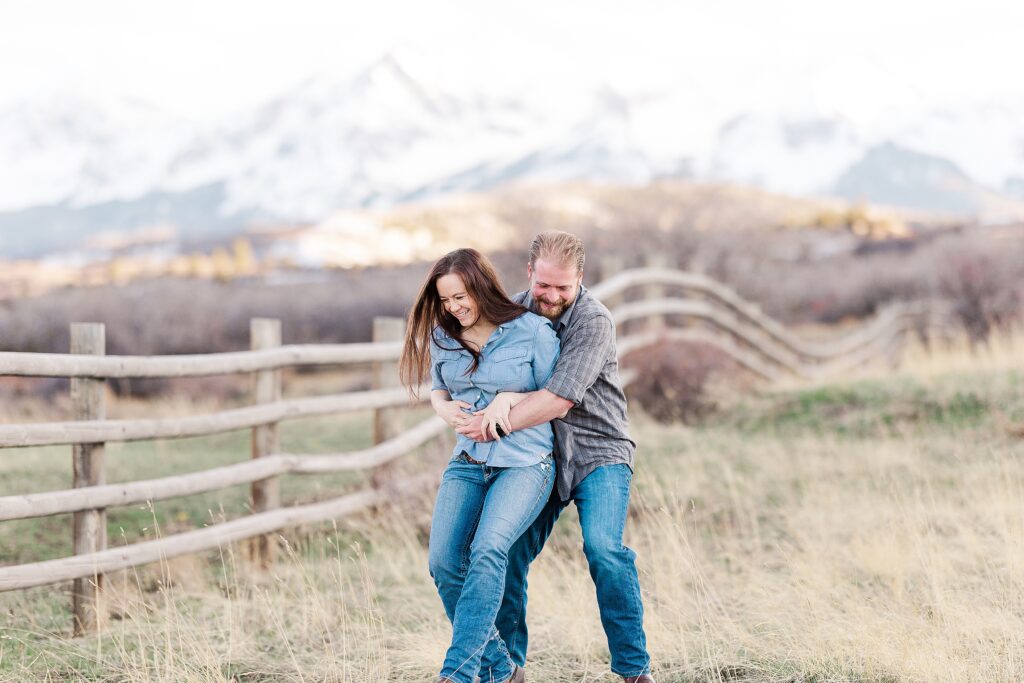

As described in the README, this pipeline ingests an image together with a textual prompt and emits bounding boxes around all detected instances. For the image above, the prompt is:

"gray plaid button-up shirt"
[513,286,636,501]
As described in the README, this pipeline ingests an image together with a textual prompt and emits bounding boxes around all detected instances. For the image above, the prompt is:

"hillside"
[0,178,974,299]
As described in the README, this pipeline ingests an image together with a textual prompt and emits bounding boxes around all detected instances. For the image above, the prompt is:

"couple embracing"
[400,231,655,683]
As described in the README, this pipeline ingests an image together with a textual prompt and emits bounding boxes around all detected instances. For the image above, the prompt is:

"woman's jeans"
[429,453,555,683]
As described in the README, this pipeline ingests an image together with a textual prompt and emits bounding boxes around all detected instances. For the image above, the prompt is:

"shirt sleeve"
[531,320,560,389]
[544,314,613,405]
[429,339,448,392]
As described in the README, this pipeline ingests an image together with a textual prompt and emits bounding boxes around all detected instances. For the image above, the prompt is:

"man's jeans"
[480,463,651,678]
[429,453,555,683]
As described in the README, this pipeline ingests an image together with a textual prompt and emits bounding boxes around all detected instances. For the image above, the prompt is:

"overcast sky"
[1,0,1021,118]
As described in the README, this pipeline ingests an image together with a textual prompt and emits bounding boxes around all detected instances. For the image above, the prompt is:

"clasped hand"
[439,394,515,442]
[474,393,514,441]
[436,399,473,428]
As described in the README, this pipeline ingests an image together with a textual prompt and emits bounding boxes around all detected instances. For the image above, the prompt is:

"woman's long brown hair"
[400,248,526,397]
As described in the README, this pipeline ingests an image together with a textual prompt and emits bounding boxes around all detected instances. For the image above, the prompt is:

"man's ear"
[526,263,534,280]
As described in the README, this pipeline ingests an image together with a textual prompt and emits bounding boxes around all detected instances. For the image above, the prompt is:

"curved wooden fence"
[602,267,950,382]
[0,266,947,634]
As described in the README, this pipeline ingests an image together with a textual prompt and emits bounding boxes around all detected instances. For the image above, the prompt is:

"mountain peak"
[351,49,458,118]
[834,141,980,213]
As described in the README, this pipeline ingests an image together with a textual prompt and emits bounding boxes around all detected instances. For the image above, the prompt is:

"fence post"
[250,318,282,570]
[373,317,406,445]
[371,317,406,488]
[644,253,672,333]
[71,323,107,636]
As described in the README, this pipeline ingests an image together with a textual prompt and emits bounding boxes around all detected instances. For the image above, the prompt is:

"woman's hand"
[430,389,472,428]
[475,393,516,440]
[436,399,473,428]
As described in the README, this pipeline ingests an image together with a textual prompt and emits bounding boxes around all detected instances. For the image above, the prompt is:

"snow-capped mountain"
[708,112,865,196]
[0,90,191,210]
[2,51,1024,258]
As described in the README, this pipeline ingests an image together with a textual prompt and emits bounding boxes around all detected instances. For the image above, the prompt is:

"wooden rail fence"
[0,265,947,635]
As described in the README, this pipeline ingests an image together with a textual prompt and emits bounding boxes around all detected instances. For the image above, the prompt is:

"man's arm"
[539,314,613,407]
[456,314,614,441]
[456,389,570,441]
[509,389,572,428]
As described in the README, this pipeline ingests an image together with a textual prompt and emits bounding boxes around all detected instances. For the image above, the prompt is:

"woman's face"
[436,273,480,328]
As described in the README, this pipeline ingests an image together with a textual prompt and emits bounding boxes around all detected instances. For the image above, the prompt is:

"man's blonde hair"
[528,230,585,274]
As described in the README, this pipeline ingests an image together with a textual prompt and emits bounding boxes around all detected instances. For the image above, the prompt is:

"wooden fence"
[0,265,947,635]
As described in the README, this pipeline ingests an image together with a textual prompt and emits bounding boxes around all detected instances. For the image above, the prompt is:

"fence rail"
[0,342,403,378]
[593,267,949,362]
[0,385,426,448]
[0,265,946,634]
[0,416,446,522]
[0,473,437,592]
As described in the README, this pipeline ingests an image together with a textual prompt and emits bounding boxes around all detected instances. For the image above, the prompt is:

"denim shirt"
[430,311,560,467]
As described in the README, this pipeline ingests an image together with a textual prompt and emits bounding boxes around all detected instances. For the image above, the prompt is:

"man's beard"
[535,299,570,321]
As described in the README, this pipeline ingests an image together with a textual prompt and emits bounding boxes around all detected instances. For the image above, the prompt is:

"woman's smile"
[437,273,480,328]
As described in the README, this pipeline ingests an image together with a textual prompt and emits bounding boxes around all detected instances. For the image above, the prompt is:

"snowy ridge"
[2,50,1024,256]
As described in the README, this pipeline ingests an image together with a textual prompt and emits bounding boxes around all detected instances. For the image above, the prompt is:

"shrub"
[622,339,739,423]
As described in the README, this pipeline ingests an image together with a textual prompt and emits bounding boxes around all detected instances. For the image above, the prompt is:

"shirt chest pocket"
[484,345,530,390]
[435,349,469,390]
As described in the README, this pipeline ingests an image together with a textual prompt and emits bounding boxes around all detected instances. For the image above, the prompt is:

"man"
[457,230,655,683]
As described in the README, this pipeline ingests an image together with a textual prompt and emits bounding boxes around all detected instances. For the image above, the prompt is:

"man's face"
[528,257,582,321]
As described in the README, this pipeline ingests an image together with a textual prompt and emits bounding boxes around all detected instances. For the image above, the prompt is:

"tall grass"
[897,326,1024,378]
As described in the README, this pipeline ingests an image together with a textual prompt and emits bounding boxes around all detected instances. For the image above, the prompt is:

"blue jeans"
[480,463,651,678]
[429,453,555,683]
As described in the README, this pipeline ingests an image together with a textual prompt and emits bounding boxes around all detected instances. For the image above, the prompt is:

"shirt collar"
[434,320,510,346]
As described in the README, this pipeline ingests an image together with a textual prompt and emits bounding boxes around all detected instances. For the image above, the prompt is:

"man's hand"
[456,414,494,442]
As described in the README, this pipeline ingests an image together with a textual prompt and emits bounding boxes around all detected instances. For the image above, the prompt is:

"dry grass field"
[1,334,1023,682]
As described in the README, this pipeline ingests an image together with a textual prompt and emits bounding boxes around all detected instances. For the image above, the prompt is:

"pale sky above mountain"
[1,0,1021,118]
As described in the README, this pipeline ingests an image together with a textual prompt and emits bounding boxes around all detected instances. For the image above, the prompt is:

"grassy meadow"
[1,335,1023,682]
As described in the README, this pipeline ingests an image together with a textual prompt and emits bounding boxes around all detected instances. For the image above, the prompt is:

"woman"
[400,248,559,683]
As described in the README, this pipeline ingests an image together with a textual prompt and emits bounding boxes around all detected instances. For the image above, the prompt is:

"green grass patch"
[710,369,1020,438]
